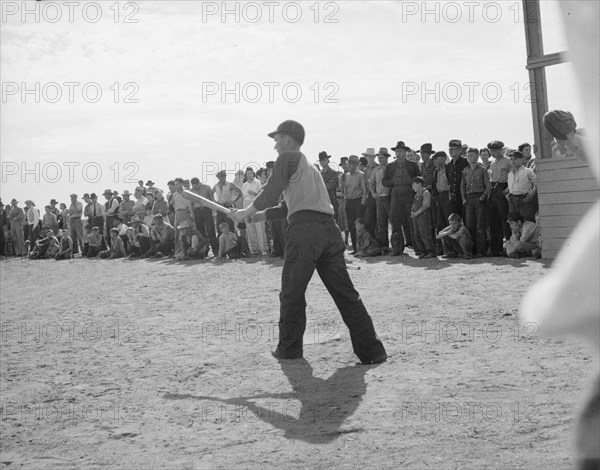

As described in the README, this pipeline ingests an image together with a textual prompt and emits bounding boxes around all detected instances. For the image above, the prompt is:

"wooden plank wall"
[536,157,599,258]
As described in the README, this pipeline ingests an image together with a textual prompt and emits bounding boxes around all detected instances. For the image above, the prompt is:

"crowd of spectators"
[1,139,543,262]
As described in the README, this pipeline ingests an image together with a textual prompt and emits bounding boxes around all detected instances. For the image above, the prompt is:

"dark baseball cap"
[449,139,462,149]
[267,120,305,145]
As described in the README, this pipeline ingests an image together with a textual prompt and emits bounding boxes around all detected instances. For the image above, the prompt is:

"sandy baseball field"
[0,252,596,469]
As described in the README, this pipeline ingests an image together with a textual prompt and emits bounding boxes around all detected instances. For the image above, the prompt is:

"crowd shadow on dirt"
[163,359,382,443]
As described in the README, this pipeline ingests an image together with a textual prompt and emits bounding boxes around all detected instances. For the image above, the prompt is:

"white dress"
[241,179,267,254]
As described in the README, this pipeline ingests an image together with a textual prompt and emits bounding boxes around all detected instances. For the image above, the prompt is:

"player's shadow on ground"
[164,358,380,443]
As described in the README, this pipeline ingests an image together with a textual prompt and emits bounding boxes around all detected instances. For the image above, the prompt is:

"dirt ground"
[0,250,596,469]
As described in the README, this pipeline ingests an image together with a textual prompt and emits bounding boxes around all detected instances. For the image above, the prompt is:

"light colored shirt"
[511,220,540,244]
[242,180,263,207]
[490,157,512,183]
[342,170,367,201]
[369,166,389,197]
[69,201,83,218]
[436,166,450,192]
[213,182,241,206]
[508,166,536,195]
[26,207,40,226]
[172,191,190,211]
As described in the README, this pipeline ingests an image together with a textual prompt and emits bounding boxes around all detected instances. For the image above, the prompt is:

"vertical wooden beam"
[522,0,552,159]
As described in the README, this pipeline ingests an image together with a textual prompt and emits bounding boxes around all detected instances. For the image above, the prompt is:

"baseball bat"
[181,190,232,215]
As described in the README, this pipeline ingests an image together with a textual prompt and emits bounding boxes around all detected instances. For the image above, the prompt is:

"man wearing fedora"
[341,154,368,254]
[119,190,135,225]
[318,151,339,220]
[9,199,25,256]
[362,148,379,238]
[24,200,41,247]
[382,140,421,255]
[68,193,84,255]
[103,189,120,244]
[447,139,469,217]
[336,157,350,246]
[369,148,392,250]
[488,140,512,256]
[229,119,386,364]
[212,170,242,236]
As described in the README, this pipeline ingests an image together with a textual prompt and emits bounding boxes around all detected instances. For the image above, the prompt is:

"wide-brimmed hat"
[24,200,35,206]
[146,180,155,186]
[391,141,408,151]
[90,193,98,199]
[420,143,434,154]
[49,199,58,205]
[362,148,377,157]
[318,151,331,161]
[348,155,360,163]
[83,193,91,200]
[377,147,391,157]
[216,170,227,178]
[122,190,131,196]
[11,199,18,204]
[103,189,113,195]
[70,193,77,198]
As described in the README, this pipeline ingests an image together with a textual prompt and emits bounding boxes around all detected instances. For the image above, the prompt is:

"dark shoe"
[488,251,501,257]
[361,354,387,365]
[349,250,357,255]
[423,253,437,259]
[271,349,303,360]
[391,250,404,256]
[473,253,484,258]
[508,252,519,259]
[442,252,458,259]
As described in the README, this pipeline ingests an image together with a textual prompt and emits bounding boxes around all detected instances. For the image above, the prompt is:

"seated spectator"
[55,229,73,260]
[45,236,60,259]
[87,226,103,258]
[125,227,141,258]
[436,213,474,259]
[130,216,151,254]
[505,212,542,259]
[143,214,175,258]
[99,228,127,259]
[144,207,154,228]
[82,224,92,257]
[177,222,209,260]
[354,218,381,257]
[29,228,57,259]
[218,222,247,259]
[411,176,437,259]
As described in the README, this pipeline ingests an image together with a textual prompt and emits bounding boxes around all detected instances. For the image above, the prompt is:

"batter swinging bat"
[181,190,232,215]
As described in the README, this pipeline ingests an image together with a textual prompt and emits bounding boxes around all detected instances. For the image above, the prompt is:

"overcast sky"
[1,0,586,207]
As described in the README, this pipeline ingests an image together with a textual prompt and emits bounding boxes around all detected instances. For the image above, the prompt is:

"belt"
[289,210,334,226]
[466,192,483,197]
[509,194,527,199]
[175,208,190,212]
[436,190,449,194]
[491,182,508,189]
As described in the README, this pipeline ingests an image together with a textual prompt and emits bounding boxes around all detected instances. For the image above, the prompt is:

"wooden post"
[522,0,551,159]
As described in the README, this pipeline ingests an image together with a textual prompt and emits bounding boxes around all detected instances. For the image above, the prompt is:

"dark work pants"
[489,186,510,253]
[449,191,465,220]
[412,211,436,255]
[363,195,377,238]
[508,195,536,222]
[465,194,488,256]
[271,218,287,257]
[390,188,413,247]
[375,197,391,247]
[277,218,387,363]
[345,198,364,251]
[194,207,219,255]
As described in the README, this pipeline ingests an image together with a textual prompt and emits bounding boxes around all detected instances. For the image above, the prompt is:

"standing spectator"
[319,151,339,220]
[336,157,350,246]
[42,205,59,235]
[152,190,169,217]
[103,189,120,240]
[432,151,452,255]
[520,142,536,172]
[266,161,287,258]
[446,139,469,217]
[171,177,193,256]
[419,143,436,191]
[410,177,437,259]
[0,202,7,256]
[488,140,512,256]
[362,148,379,238]
[242,167,267,255]
[24,200,40,245]
[341,155,368,254]
[68,193,84,255]
[189,177,218,256]
[58,203,69,231]
[382,141,421,255]
[369,147,392,250]
[166,180,176,225]
[132,186,148,222]
[83,193,93,225]
[461,147,491,257]
[48,199,60,219]
[212,171,242,235]
[137,180,146,195]
[479,148,492,171]
[119,190,135,224]
[506,150,537,222]
[87,193,105,244]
